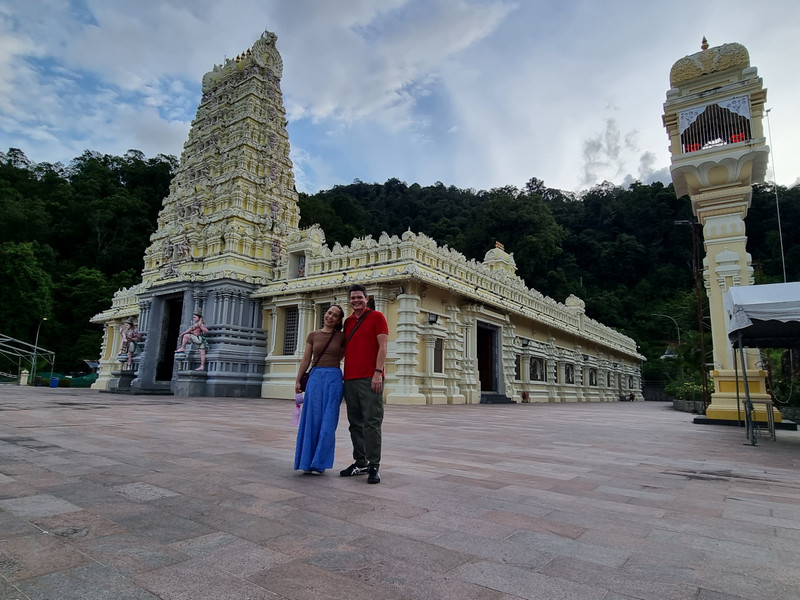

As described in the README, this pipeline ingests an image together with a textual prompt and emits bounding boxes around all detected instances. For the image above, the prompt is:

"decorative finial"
[495,241,505,251]
[701,36,709,51]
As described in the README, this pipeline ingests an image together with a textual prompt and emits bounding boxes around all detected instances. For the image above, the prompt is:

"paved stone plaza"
[1,386,799,599]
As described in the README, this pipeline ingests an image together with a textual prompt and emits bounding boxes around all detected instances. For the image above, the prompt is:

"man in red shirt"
[339,284,389,484]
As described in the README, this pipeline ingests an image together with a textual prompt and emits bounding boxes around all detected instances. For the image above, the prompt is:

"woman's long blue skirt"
[294,367,343,472]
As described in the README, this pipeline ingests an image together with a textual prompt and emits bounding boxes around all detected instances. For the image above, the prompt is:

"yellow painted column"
[662,39,778,422]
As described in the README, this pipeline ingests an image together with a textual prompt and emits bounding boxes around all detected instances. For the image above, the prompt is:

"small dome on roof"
[670,40,750,87]
[484,242,517,274]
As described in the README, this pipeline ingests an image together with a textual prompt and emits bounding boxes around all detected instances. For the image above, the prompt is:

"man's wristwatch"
[374,369,382,373]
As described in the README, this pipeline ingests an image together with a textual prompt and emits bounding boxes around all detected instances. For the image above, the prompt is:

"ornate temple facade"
[91,30,644,403]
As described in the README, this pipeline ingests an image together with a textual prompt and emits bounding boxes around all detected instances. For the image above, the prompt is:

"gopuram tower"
[662,39,779,422]
[91,31,299,396]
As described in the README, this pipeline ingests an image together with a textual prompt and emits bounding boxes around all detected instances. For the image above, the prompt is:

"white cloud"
[0,0,798,196]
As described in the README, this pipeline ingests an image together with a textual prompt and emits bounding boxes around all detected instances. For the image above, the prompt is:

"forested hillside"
[2,148,797,390]
[1,149,175,374]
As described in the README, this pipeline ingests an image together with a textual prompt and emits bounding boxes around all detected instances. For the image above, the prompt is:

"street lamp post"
[651,313,683,382]
[651,313,680,346]
[31,317,48,384]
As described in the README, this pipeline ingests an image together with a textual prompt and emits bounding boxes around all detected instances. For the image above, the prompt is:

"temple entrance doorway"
[155,297,183,382]
[477,322,500,393]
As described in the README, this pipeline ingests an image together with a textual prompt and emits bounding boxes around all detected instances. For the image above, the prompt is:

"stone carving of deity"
[532,358,543,381]
[271,239,282,265]
[177,240,191,260]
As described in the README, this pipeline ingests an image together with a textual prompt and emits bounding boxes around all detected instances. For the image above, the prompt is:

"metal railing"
[681,104,751,154]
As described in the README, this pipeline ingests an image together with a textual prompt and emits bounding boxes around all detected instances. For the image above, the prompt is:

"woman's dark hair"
[330,304,345,331]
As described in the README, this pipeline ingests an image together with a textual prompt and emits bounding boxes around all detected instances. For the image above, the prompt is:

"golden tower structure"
[662,39,779,422]
[92,31,298,396]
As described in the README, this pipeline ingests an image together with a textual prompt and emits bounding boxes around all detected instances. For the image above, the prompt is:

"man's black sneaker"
[367,464,381,484]
[339,463,368,477]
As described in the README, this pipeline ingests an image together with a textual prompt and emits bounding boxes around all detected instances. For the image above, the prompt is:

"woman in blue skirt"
[294,305,346,473]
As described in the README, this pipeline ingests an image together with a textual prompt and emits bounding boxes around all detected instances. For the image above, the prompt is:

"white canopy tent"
[725,282,800,347]
[723,282,800,443]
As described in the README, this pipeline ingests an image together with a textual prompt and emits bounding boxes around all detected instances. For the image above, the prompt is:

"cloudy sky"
[1,0,798,195]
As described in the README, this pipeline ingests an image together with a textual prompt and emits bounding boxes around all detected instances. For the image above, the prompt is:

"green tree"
[0,242,53,341]
[464,185,565,284]
[57,151,156,273]
[0,147,175,371]
[0,150,56,245]
[49,267,140,371]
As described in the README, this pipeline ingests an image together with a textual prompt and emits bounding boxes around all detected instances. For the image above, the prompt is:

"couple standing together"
[293,284,388,484]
